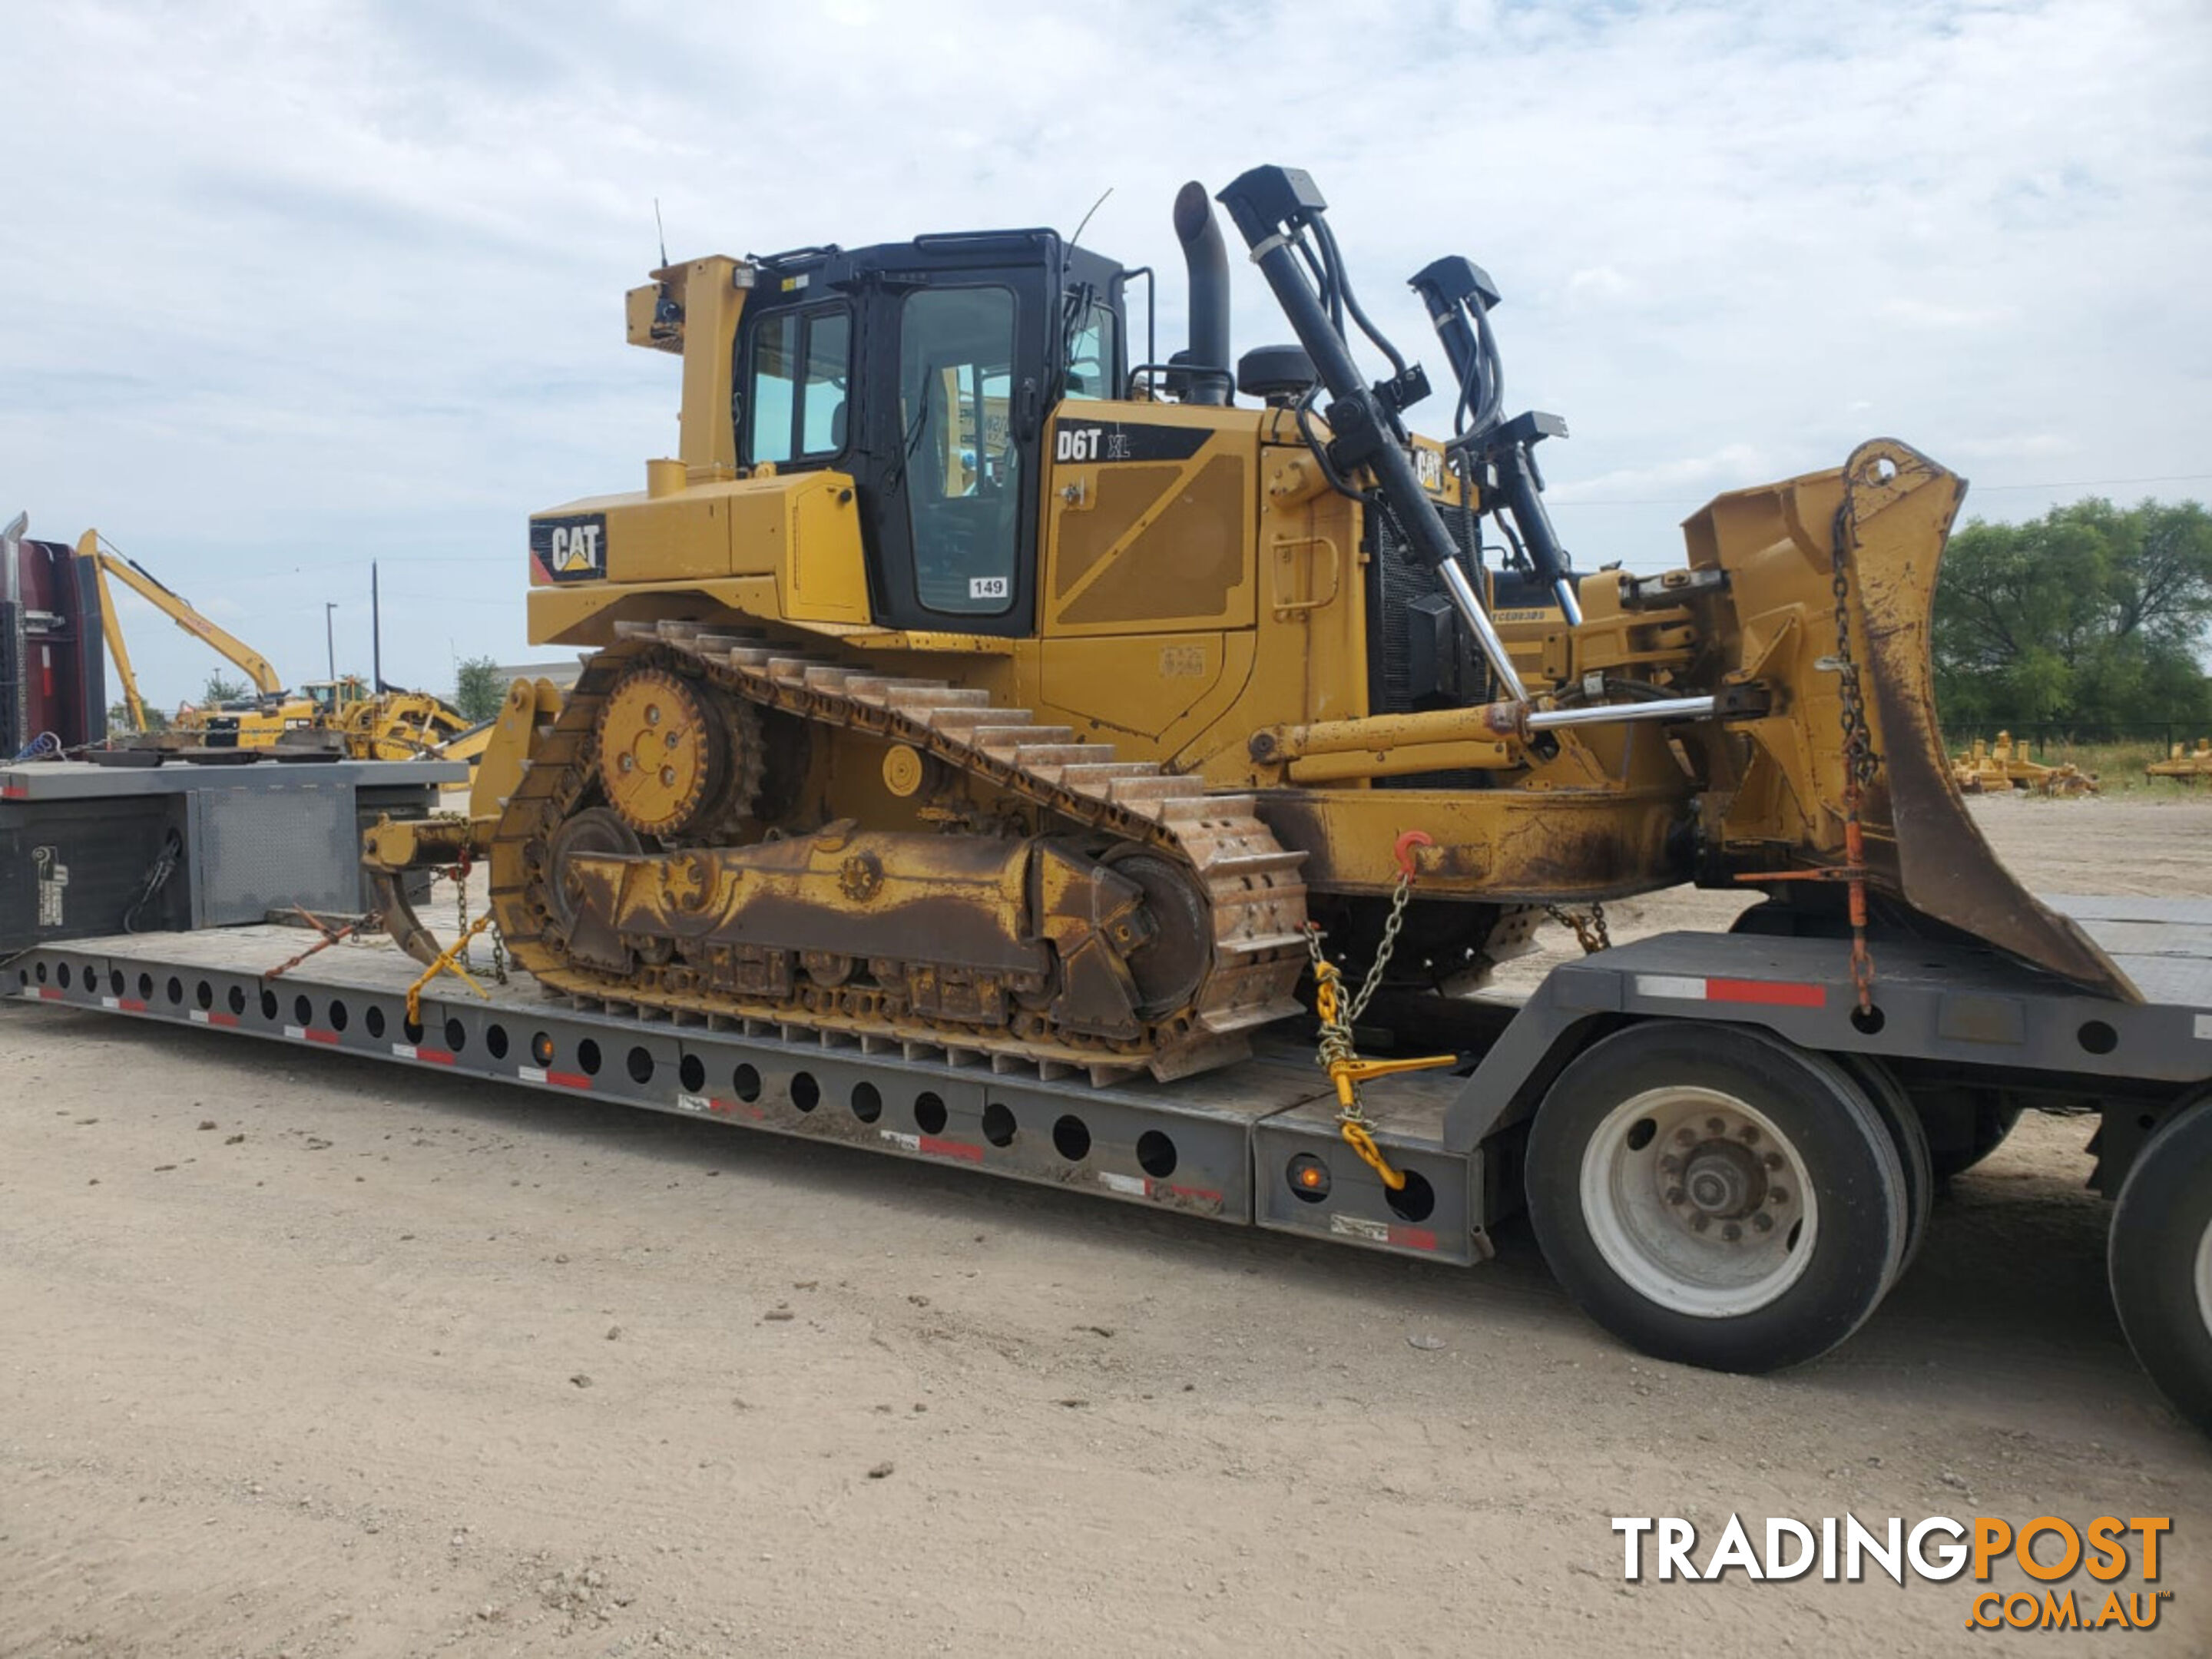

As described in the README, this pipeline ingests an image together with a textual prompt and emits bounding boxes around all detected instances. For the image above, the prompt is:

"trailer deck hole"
[576,1038,601,1075]
[35,962,48,984]
[194,980,211,1008]
[15,968,25,988]
[626,1045,655,1084]
[328,999,349,1032]
[678,1054,704,1092]
[84,963,98,990]
[292,993,311,1025]
[485,1024,509,1059]
[108,969,124,995]
[849,1081,882,1122]
[981,1103,1018,1147]
[1849,1003,1886,1035]
[366,1005,386,1038]
[531,1031,555,1066]
[137,972,153,1000]
[1384,1168,1436,1224]
[260,988,278,1020]
[913,1091,947,1135]
[791,1071,820,1113]
[1052,1114,1092,1162]
[733,1063,762,1102]
[404,1015,426,1045]
[56,963,71,989]
[444,1018,469,1054]
[227,985,247,1016]
[2077,1019,2118,1055]
[1137,1130,1178,1179]
[170,977,186,1006]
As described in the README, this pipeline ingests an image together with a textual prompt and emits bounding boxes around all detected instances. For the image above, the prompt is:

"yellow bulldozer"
[366,165,2124,1083]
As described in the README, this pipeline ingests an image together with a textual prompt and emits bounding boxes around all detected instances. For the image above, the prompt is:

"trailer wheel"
[2108,1096,2212,1434]
[1925,1089,2022,1181]
[1525,1023,1907,1373]
[1836,1057,1934,1282]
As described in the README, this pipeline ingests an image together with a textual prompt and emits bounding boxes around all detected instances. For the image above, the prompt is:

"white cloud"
[2,0,2207,700]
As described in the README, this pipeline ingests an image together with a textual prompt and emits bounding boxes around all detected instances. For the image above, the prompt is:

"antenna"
[654,198,670,270]
[1071,186,1112,247]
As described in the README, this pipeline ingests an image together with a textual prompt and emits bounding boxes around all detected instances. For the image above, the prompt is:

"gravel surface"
[3,793,2209,1656]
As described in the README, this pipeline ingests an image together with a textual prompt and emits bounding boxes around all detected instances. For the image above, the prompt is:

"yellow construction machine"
[365,164,2128,1082]
[1952,731,2098,796]
[84,531,477,760]
[84,535,289,735]
[2149,739,2212,782]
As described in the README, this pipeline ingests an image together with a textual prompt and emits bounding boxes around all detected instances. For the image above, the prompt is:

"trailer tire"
[1836,1056,1934,1283]
[1926,1091,2022,1181]
[2108,1095,2212,1435]
[1525,1023,1907,1374]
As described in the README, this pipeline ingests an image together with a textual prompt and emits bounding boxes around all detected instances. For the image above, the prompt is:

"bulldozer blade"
[1840,439,2139,1002]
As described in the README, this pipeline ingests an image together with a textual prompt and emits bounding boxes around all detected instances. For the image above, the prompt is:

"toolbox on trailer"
[0,758,462,951]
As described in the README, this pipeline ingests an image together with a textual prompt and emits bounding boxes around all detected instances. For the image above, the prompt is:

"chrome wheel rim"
[1579,1085,1820,1318]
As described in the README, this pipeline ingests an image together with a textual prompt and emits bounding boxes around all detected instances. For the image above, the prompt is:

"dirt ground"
[4,793,2210,1657]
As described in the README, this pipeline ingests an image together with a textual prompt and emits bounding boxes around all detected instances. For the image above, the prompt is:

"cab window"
[899,286,1018,615]
[743,306,850,465]
[1063,301,1118,401]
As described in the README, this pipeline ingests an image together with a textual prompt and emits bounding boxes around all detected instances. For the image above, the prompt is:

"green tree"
[452,656,508,724]
[1932,499,2212,731]
[200,671,250,706]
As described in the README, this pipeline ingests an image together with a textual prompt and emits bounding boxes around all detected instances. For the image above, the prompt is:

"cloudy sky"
[4,0,2207,708]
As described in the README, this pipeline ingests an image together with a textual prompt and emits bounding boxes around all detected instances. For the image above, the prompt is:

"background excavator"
[366,164,2129,1083]
[81,532,484,766]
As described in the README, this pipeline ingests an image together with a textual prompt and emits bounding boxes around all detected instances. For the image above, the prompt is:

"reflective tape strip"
[1634,974,1824,1008]
[1329,1214,1435,1251]
[392,1045,454,1065]
[517,1065,590,1089]
[2195,1014,2212,1040]
[1098,1171,1147,1196]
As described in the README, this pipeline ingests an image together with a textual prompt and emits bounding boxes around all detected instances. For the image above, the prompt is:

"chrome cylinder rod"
[1525,694,1717,732]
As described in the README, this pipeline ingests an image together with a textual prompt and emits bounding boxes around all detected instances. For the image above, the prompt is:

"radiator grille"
[1368,495,1485,714]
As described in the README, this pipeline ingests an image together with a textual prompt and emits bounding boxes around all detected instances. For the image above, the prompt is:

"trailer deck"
[15,896,2212,1249]
[13,896,2212,1427]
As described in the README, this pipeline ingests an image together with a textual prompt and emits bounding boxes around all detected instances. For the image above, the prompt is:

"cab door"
[859,270,1048,637]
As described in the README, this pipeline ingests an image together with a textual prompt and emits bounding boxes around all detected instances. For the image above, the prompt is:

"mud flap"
[1841,439,2137,1002]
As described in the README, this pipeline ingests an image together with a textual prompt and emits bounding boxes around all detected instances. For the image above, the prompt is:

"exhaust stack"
[1171,181,1231,405]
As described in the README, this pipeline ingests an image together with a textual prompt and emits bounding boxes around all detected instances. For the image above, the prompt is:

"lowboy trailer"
[12,895,2212,1430]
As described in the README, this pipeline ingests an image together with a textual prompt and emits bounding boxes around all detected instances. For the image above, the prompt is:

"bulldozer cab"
[733,233,1125,637]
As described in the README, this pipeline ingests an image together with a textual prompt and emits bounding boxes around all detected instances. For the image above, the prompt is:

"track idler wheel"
[594,667,758,839]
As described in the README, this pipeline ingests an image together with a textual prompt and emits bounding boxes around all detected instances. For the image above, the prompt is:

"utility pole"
[371,562,382,693]
[324,602,336,680]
